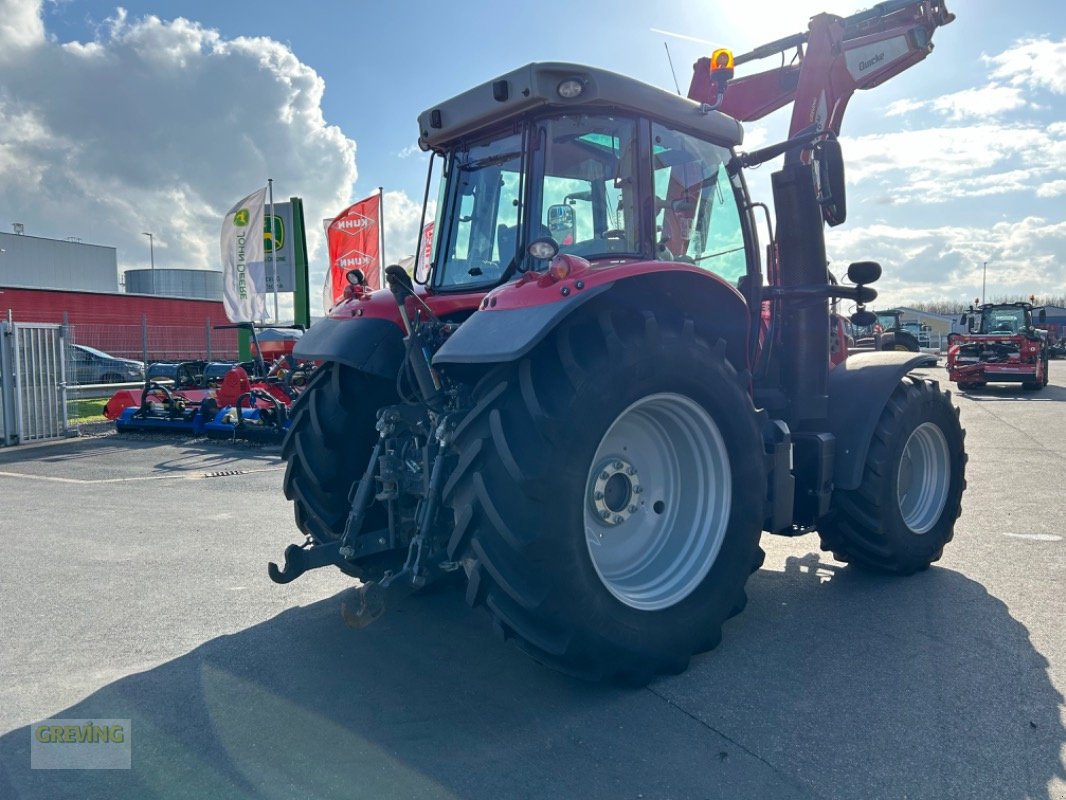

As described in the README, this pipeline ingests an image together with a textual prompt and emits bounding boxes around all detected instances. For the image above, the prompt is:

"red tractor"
[947,302,1050,391]
[271,6,963,684]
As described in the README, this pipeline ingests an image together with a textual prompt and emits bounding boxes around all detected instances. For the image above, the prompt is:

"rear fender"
[825,351,939,491]
[433,270,750,374]
[293,317,405,380]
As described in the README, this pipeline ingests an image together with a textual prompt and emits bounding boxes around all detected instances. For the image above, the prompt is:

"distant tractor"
[853,310,922,352]
[947,302,1049,391]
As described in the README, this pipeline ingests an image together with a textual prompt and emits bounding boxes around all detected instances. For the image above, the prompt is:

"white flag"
[321,218,334,315]
[220,187,269,322]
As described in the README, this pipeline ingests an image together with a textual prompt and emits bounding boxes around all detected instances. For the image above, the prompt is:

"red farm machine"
[270,1,963,683]
[947,302,1050,391]
[105,324,311,442]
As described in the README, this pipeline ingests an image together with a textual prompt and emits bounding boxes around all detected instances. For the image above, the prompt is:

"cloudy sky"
[1,0,1063,312]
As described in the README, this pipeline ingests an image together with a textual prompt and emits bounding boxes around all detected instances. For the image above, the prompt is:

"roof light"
[557,78,585,99]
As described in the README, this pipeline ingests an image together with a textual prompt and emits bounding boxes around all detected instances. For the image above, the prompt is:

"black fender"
[826,350,938,491]
[293,317,405,380]
[433,271,750,371]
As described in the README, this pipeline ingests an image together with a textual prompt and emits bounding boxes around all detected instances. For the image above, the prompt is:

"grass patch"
[68,397,108,423]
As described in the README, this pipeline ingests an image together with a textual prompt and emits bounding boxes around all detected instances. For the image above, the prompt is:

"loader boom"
[688,0,955,137]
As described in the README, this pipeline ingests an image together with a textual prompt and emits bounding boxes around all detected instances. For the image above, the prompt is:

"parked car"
[68,344,145,384]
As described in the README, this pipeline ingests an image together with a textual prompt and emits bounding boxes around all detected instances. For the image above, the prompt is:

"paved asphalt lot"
[0,366,1063,799]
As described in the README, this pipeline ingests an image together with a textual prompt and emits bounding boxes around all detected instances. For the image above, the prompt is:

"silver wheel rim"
[897,422,951,534]
[584,393,731,611]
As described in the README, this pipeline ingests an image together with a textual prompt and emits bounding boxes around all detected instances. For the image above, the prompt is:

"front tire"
[281,363,395,543]
[444,307,765,683]
[819,377,965,574]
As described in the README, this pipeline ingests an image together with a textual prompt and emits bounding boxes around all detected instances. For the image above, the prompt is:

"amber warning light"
[710,48,735,81]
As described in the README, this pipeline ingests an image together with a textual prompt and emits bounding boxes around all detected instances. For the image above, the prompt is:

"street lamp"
[142,232,155,294]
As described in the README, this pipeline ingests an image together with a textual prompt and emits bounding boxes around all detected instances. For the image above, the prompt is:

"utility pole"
[982,259,991,305]
[143,232,155,294]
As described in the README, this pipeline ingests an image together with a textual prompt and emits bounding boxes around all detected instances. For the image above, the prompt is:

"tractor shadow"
[0,556,1062,800]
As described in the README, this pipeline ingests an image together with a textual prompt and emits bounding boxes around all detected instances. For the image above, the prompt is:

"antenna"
[664,42,681,95]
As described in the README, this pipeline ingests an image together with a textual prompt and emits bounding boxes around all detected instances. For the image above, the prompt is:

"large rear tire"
[819,377,965,574]
[444,307,765,684]
[281,363,395,543]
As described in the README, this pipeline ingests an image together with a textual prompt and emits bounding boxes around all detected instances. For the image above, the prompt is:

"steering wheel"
[601,229,626,240]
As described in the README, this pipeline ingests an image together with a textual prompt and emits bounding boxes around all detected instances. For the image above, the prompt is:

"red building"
[1,287,238,361]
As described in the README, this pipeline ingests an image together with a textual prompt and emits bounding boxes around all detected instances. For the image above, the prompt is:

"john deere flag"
[326,193,381,306]
[221,187,268,322]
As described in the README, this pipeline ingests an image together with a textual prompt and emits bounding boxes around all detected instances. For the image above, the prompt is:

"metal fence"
[70,320,239,363]
[1,319,72,445]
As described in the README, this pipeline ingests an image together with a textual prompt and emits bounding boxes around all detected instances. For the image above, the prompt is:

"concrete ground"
[0,367,1063,799]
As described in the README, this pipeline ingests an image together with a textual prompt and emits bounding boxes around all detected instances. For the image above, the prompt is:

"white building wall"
[0,232,118,292]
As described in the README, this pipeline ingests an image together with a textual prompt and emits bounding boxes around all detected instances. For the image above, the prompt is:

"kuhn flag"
[221,187,269,322]
[326,194,381,305]
[415,221,435,283]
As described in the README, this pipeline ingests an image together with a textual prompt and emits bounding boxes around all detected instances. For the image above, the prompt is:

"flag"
[415,221,435,283]
[326,193,381,307]
[220,187,268,322]
[321,218,334,315]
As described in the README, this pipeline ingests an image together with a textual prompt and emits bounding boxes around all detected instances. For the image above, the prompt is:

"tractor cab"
[964,303,1042,336]
[417,64,755,296]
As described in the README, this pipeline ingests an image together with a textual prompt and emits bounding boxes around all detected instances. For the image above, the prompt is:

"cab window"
[651,123,747,283]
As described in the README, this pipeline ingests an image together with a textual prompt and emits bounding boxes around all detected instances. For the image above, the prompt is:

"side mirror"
[1039,309,1047,323]
[959,313,968,326]
[847,261,881,285]
[547,204,575,242]
[815,138,846,227]
[851,310,877,327]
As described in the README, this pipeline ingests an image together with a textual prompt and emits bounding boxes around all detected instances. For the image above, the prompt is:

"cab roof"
[417,62,744,151]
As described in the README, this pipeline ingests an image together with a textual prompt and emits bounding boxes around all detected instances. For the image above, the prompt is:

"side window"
[651,123,747,283]
[536,116,640,259]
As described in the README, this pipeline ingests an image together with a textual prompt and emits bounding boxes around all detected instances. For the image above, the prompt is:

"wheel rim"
[896,422,951,534]
[584,393,731,611]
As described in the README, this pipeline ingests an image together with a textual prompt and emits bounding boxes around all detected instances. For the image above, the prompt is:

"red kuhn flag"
[326,193,381,305]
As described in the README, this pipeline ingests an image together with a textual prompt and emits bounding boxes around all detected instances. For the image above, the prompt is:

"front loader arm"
[688,0,954,137]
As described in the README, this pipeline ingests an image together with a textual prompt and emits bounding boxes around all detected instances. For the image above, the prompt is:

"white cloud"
[827,217,1066,307]
[930,86,1027,120]
[0,0,44,53]
[986,37,1066,95]
[884,87,1027,121]
[1036,179,1066,198]
[0,1,356,292]
[841,122,1066,202]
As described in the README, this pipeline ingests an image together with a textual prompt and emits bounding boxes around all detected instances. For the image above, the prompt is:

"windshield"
[876,312,899,329]
[980,307,1029,334]
[73,344,116,360]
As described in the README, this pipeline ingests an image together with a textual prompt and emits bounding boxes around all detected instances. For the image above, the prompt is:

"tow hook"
[267,540,348,584]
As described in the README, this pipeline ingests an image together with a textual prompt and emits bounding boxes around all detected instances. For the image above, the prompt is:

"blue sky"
[3,0,1064,311]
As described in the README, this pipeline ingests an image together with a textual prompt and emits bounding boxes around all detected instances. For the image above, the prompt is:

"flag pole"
[268,178,279,323]
[378,186,385,288]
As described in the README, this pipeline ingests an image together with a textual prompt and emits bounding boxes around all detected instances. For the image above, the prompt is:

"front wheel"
[819,377,965,574]
[444,307,766,683]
